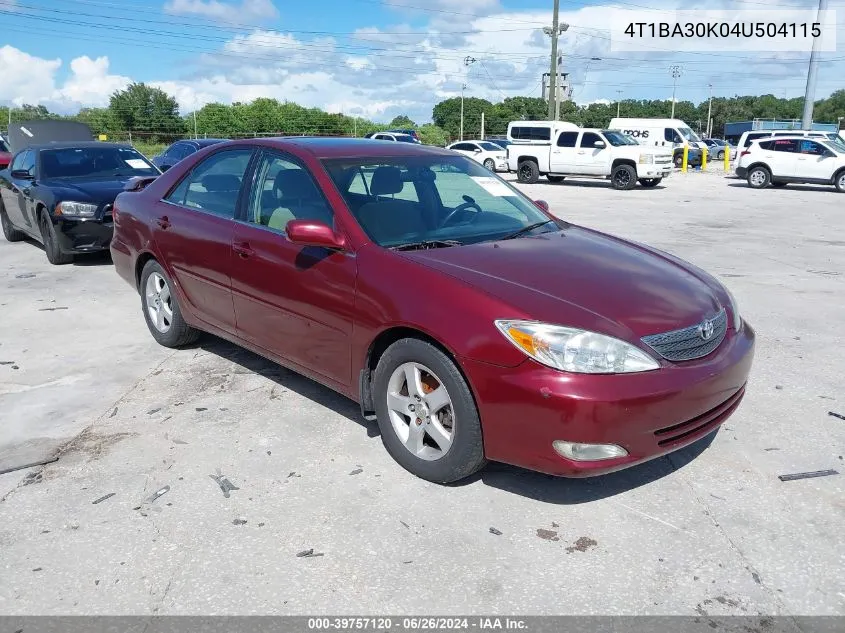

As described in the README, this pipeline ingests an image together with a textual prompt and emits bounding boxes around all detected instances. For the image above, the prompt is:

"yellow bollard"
[701,147,707,171]
[682,145,688,172]
[724,146,731,172]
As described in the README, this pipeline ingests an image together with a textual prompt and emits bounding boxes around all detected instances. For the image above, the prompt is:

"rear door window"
[165,149,253,218]
[557,132,578,147]
[771,139,798,152]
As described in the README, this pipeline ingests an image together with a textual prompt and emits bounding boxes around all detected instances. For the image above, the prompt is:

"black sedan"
[0,142,159,264]
[151,138,227,171]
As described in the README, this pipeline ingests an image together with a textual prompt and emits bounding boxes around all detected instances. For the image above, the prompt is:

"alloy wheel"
[614,170,631,187]
[386,362,454,461]
[145,272,173,333]
[749,170,767,187]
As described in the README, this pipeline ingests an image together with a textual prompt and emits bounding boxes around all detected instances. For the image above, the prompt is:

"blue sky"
[1,0,844,124]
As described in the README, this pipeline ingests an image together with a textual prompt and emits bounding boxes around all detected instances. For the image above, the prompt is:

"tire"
[674,154,683,168]
[835,170,845,193]
[747,166,771,189]
[639,178,661,188]
[483,158,495,171]
[771,182,787,188]
[1,204,25,242]
[39,212,73,265]
[372,338,486,484]
[517,160,539,184]
[546,175,565,183]
[717,150,725,160]
[611,164,637,190]
[139,260,200,348]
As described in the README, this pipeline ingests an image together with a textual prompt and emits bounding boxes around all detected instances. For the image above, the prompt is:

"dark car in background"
[364,132,420,143]
[151,138,227,172]
[0,121,159,264]
[0,137,11,170]
[385,128,421,142]
[111,137,753,484]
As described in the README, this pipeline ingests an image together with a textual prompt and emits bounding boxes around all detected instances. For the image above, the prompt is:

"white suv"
[446,140,507,172]
[736,135,845,192]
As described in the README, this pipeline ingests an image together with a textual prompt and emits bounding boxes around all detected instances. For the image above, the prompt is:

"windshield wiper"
[390,239,463,251]
[500,220,556,241]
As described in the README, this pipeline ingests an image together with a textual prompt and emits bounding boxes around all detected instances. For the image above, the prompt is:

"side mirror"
[474,148,482,153]
[286,219,346,250]
[593,140,606,148]
[11,169,33,180]
[533,200,549,212]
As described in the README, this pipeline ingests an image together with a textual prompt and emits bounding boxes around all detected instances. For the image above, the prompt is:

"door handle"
[551,150,560,154]
[233,241,254,258]
[577,151,585,155]
[156,216,171,229]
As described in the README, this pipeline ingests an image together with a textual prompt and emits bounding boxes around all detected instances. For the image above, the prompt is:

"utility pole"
[670,65,682,118]
[7,106,11,131]
[481,111,485,140]
[543,1,568,121]
[802,0,829,129]
[193,111,198,139]
[616,90,623,117]
[460,56,476,141]
[706,83,713,138]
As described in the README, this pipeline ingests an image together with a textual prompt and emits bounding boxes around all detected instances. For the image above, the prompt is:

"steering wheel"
[440,195,482,228]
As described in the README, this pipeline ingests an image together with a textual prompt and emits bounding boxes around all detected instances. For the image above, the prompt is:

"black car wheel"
[39,213,73,265]
[373,338,486,484]
[1,204,25,242]
[611,164,637,190]
[517,160,539,184]
[747,166,771,189]
[140,260,201,348]
[673,154,683,168]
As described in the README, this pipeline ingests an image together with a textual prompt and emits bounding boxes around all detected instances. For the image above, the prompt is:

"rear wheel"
[835,170,845,193]
[611,164,637,190]
[674,154,684,168]
[483,158,495,171]
[639,178,661,188]
[39,213,73,265]
[717,150,725,160]
[140,260,200,348]
[517,160,539,184]
[747,166,771,189]
[1,204,25,242]
[546,175,565,183]
[372,338,486,484]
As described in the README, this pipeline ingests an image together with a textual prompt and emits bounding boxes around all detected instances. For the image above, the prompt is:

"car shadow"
[543,180,668,191]
[194,335,380,438]
[190,334,718,502]
[727,182,837,193]
[16,236,114,266]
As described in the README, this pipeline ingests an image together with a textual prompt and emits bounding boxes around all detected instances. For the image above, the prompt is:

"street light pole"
[616,90,622,117]
[670,65,682,118]
[460,56,476,141]
[706,83,713,138]
[802,0,829,129]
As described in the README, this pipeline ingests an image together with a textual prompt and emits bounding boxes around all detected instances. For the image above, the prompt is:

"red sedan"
[111,138,754,483]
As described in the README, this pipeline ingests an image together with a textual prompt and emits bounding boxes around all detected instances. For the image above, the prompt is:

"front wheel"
[546,175,565,183]
[39,213,73,265]
[372,338,486,484]
[639,178,662,188]
[835,170,845,193]
[747,166,771,189]
[674,154,683,168]
[483,158,495,171]
[140,260,200,348]
[717,150,725,160]
[517,160,539,184]
[611,164,637,190]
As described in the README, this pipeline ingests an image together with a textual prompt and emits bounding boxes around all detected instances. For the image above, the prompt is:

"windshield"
[478,142,504,152]
[679,127,701,143]
[322,155,557,248]
[824,134,845,151]
[603,131,639,146]
[40,146,157,179]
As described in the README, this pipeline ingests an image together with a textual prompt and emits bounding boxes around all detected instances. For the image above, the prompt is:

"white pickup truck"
[507,128,673,190]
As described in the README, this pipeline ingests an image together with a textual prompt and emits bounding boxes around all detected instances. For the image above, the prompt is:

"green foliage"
[108,83,185,136]
[433,97,495,139]
[389,115,417,128]
[417,124,448,146]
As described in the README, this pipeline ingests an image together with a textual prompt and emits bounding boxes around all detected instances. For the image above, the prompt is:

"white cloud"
[57,57,131,106]
[0,45,61,106]
[163,0,278,22]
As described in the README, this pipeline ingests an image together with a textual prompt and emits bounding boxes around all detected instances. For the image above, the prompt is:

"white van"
[608,118,708,151]
[507,120,579,145]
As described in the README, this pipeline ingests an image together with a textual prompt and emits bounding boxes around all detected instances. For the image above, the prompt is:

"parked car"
[508,128,673,189]
[0,121,160,264]
[111,137,754,484]
[703,138,736,161]
[0,137,11,170]
[152,138,228,172]
[736,136,845,192]
[385,128,421,143]
[732,129,838,169]
[364,132,419,143]
[446,140,507,172]
[485,136,513,150]
[673,145,703,168]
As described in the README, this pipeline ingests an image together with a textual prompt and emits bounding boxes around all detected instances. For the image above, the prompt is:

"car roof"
[181,138,228,147]
[226,136,453,159]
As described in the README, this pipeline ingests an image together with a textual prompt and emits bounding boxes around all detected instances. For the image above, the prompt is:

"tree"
[432,97,494,139]
[389,115,417,128]
[108,83,185,135]
[417,124,448,146]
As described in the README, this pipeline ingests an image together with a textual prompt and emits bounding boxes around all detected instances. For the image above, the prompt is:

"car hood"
[39,177,134,204]
[402,226,722,339]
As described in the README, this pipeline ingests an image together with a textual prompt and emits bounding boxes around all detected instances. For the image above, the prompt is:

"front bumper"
[54,217,114,254]
[640,165,672,178]
[494,158,508,172]
[461,322,755,477]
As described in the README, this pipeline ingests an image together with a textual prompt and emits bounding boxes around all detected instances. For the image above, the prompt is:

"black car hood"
[40,177,133,205]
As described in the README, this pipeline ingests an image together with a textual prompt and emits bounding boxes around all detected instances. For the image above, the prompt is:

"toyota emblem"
[698,318,715,341]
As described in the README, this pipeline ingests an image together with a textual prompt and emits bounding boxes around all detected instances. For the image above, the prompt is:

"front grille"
[653,386,745,446]
[641,308,727,362]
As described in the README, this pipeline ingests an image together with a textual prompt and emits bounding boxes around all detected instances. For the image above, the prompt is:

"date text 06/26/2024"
[609,9,837,53]
[307,617,528,631]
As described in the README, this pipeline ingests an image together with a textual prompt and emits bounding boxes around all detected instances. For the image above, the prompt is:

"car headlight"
[638,154,655,164]
[55,201,97,218]
[724,287,742,331]
[495,320,660,374]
